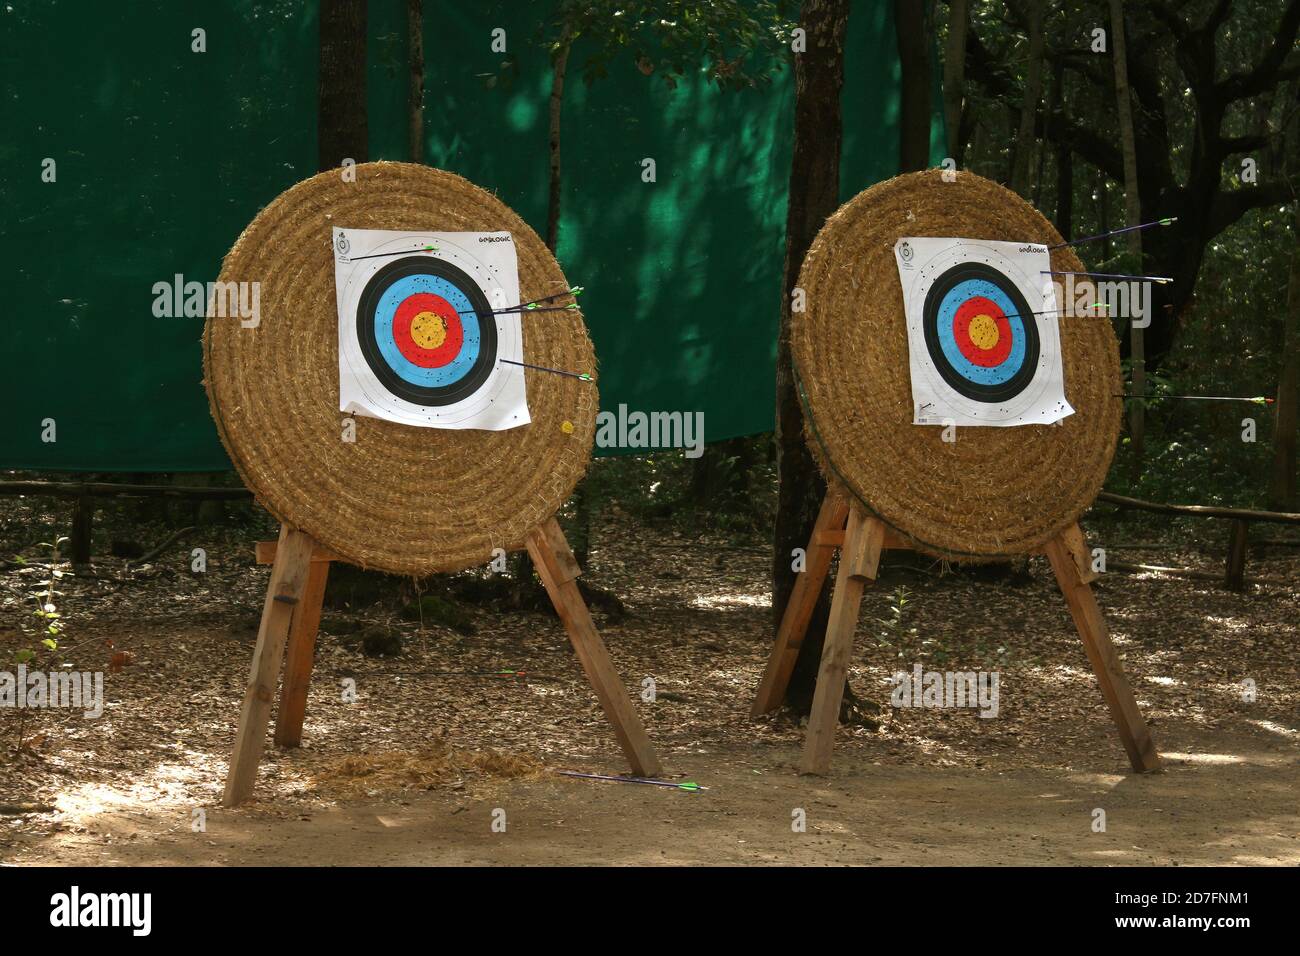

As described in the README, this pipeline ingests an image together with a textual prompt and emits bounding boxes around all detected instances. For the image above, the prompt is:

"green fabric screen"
[1,0,944,471]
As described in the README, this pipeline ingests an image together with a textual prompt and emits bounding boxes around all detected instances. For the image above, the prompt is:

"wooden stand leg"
[274,559,330,748]
[800,508,886,775]
[752,493,851,716]
[223,524,316,806]
[1044,525,1161,773]
[525,517,662,777]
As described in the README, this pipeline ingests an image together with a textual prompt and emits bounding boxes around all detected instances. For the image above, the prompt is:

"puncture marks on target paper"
[334,227,529,431]
[895,237,1074,428]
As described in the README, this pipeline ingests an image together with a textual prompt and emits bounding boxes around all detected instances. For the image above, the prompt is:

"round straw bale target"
[203,162,594,575]
[794,169,1120,559]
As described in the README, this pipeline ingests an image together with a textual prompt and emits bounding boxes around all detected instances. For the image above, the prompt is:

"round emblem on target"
[355,255,498,407]
[921,261,1039,404]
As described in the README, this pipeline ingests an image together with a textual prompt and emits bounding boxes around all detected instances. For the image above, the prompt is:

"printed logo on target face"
[49,886,152,937]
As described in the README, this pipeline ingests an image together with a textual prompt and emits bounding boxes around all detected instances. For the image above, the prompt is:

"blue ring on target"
[373,275,482,388]
[921,262,1040,404]
[934,279,1026,387]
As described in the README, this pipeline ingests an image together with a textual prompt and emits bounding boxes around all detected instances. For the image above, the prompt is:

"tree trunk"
[546,25,590,567]
[1005,102,1017,183]
[1270,204,1300,509]
[776,0,849,715]
[1032,131,1047,208]
[1097,170,1111,261]
[547,26,573,253]
[895,0,931,172]
[691,437,756,512]
[1052,60,1073,239]
[318,0,368,172]
[70,496,93,566]
[942,0,968,160]
[1109,0,1145,464]
[970,116,988,178]
[1010,0,1043,196]
[1033,27,1061,211]
[408,0,423,163]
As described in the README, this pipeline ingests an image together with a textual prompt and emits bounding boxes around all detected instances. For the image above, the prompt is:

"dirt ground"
[1,500,1297,866]
[7,732,1297,867]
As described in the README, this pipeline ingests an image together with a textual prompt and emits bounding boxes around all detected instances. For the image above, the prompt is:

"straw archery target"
[203,162,596,576]
[792,169,1121,560]
[897,237,1073,427]
[335,228,528,430]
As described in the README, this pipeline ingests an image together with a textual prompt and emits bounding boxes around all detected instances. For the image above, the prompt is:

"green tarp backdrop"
[1,0,943,471]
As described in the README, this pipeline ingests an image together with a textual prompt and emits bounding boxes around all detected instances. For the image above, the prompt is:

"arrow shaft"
[499,358,590,380]
[557,771,702,791]
[1044,270,1173,284]
[344,246,437,262]
[1116,394,1268,403]
[1048,218,1176,250]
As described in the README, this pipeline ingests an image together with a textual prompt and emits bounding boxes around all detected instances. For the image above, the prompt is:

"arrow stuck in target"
[1115,393,1274,405]
[1043,270,1173,284]
[343,244,439,262]
[499,358,593,381]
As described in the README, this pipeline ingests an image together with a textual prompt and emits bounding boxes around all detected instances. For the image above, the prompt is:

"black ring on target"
[921,261,1040,404]
[356,256,498,407]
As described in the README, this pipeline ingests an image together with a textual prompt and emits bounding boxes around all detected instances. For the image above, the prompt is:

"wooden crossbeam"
[254,540,340,565]
[255,540,528,565]
[814,525,910,551]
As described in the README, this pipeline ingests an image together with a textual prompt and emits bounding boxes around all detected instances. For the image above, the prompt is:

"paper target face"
[333,228,529,430]
[895,237,1073,427]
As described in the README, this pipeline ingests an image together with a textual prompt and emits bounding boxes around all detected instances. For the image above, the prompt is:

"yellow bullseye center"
[410,311,447,350]
[968,313,1000,350]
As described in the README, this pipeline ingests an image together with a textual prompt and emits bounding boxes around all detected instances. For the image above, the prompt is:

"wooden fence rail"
[0,480,253,565]
[0,480,252,501]
[1,480,1296,589]
[1094,491,1300,590]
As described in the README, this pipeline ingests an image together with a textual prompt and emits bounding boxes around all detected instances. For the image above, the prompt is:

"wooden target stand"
[752,490,1162,776]
[223,518,661,806]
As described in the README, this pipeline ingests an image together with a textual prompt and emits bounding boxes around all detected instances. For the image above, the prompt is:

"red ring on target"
[391,293,464,368]
[952,295,1013,367]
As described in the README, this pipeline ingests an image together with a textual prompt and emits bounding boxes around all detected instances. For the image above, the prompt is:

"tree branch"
[1219,133,1273,156]
[1150,0,1300,103]
[1209,178,1300,235]
[966,28,1126,181]
[1145,0,1191,40]
[1222,8,1300,101]
[1204,0,1235,36]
